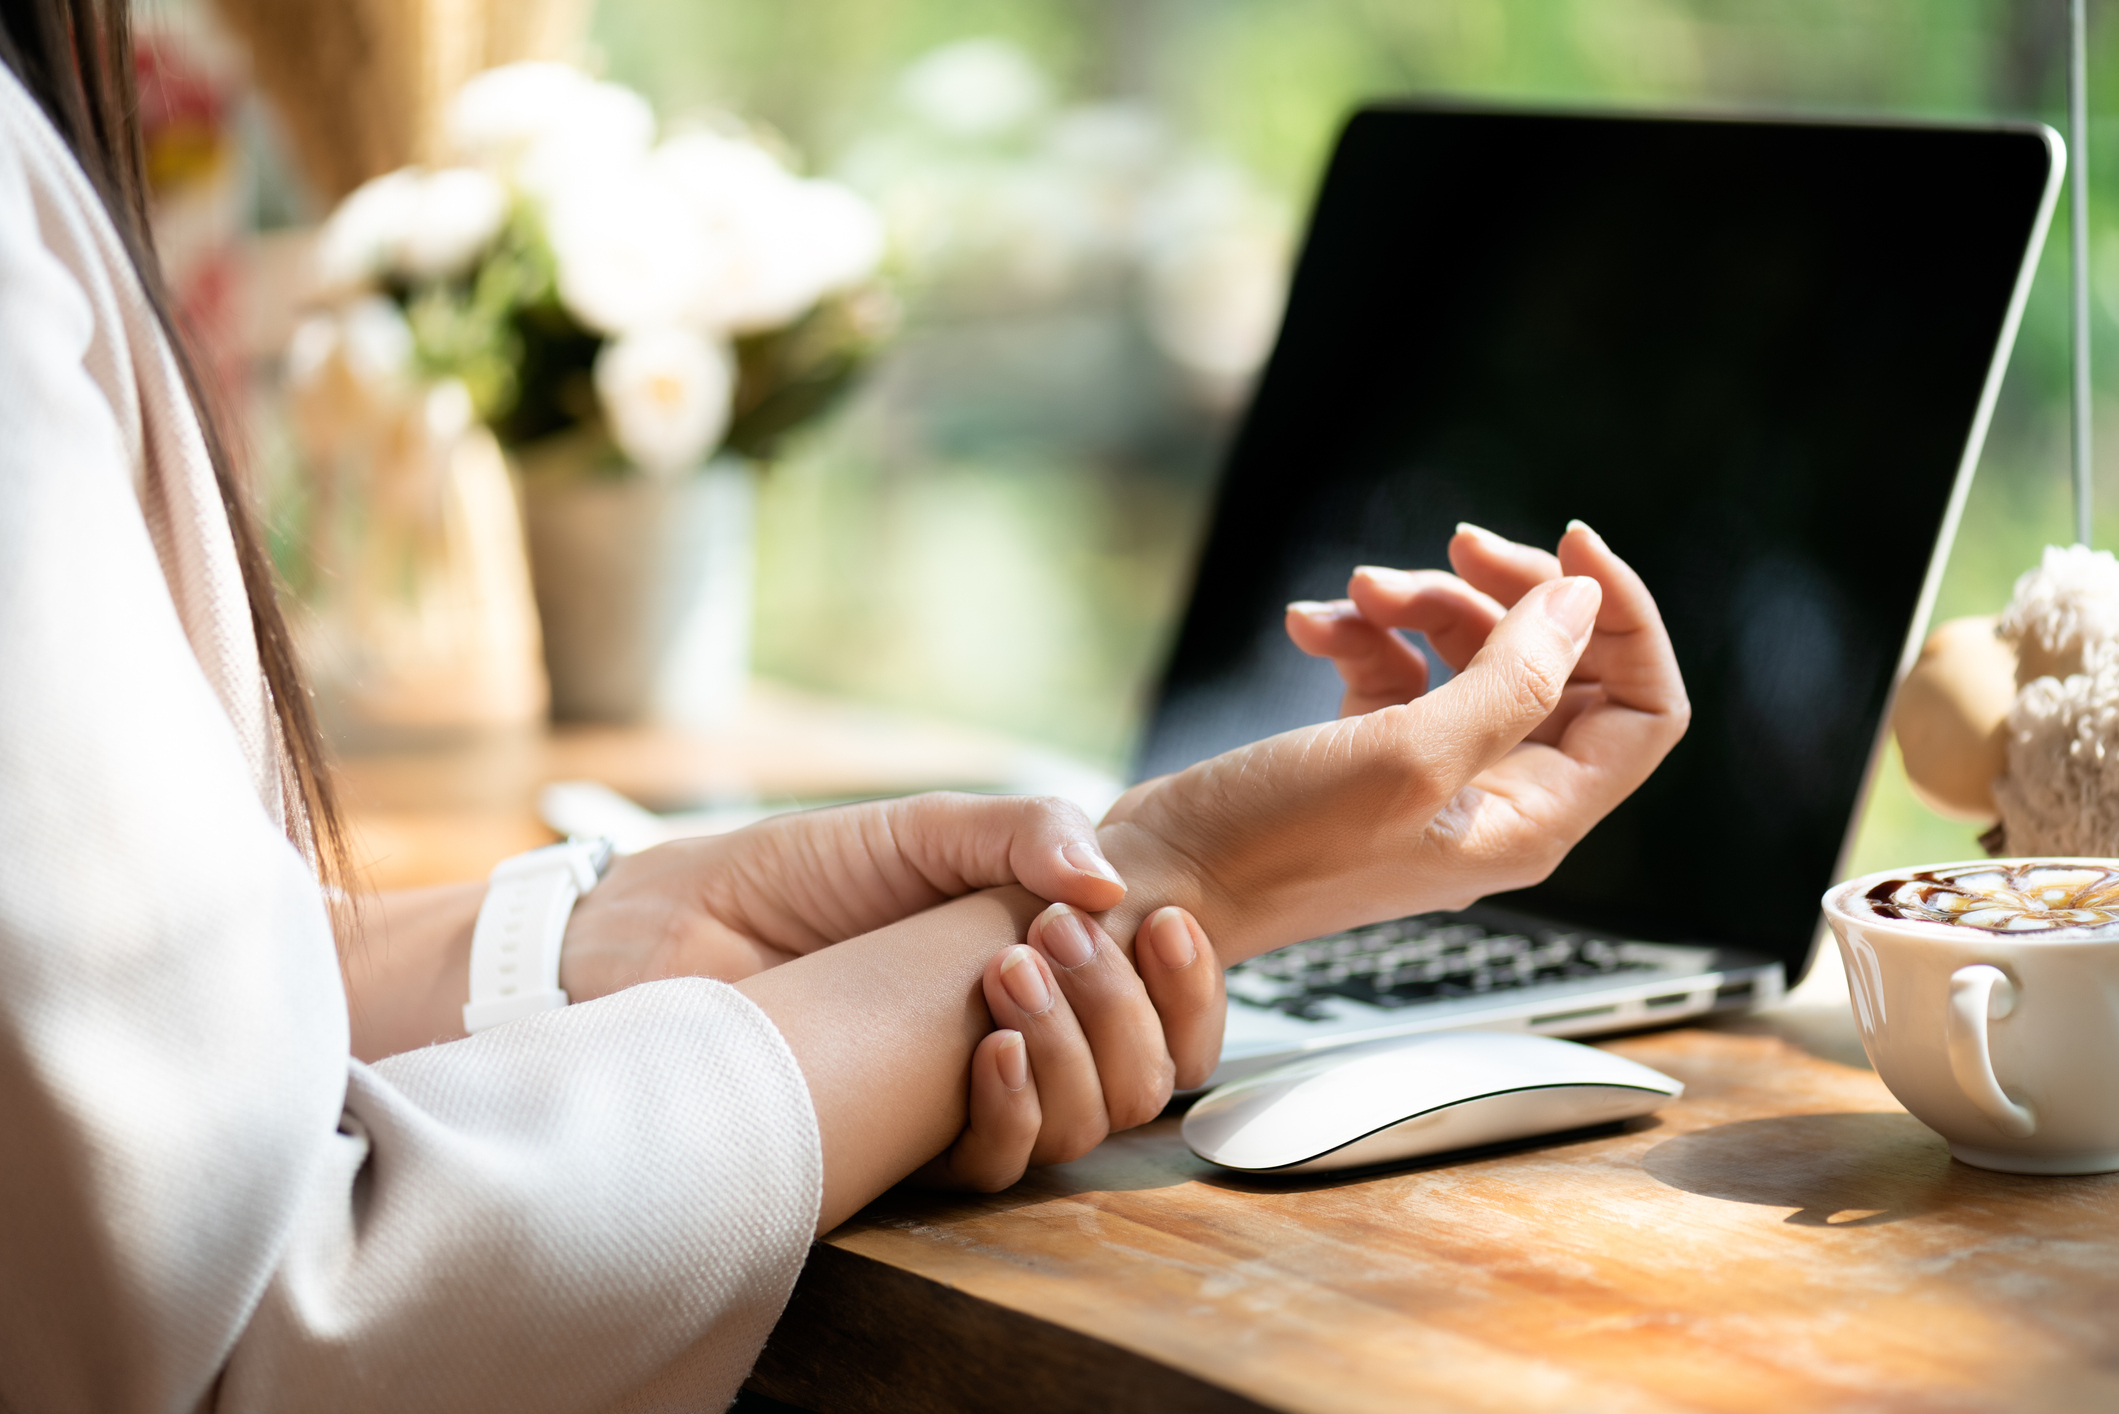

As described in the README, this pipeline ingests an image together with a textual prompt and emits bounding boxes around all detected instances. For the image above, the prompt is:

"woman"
[0,4,1690,1410]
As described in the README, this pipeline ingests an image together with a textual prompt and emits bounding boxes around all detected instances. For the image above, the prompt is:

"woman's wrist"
[1091,819,1267,965]
[344,881,484,1062]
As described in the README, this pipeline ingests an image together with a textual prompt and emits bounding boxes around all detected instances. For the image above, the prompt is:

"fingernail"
[999,945,1053,1013]
[1566,518,1601,542]
[995,1030,1028,1090]
[1456,521,1505,544]
[1061,840,1124,889]
[1286,599,1334,618]
[1543,576,1601,646]
[1037,903,1097,969]
[1148,907,1196,970]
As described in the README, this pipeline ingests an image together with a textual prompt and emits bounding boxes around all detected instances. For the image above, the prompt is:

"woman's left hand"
[913,903,1224,1190]
[1093,520,1690,963]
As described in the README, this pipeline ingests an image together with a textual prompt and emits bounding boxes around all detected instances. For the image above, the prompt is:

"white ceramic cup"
[1824,859,2119,1175]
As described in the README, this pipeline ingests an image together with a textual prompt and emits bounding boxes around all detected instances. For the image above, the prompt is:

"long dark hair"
[0,0,347,889]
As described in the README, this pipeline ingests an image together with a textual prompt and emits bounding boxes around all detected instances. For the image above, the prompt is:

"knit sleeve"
[223,983,823,1413]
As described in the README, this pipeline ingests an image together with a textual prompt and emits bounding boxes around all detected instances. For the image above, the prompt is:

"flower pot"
[519,455,756,726]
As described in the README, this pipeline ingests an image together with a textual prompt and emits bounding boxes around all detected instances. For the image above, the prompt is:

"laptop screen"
[1136,106,2055,975]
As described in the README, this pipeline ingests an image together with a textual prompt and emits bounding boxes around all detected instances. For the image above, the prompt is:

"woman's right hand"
[559,791,1131,1003]
[1094,520,1690,965]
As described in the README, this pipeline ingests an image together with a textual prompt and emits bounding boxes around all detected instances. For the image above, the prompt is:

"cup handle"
[1945,964,2036,1138]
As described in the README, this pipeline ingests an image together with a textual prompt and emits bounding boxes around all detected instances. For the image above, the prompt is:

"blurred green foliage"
[595,0,2119,881]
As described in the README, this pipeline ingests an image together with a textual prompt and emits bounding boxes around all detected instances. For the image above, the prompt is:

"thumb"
[881,792,1128,913]
[1378,575,1600,786]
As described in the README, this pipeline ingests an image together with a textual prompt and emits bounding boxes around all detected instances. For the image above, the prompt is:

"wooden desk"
[337,698,2119,1412]
[752,1010,2119,1413]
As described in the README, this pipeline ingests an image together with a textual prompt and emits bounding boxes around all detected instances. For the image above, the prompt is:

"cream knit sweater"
[0,68,821,1413]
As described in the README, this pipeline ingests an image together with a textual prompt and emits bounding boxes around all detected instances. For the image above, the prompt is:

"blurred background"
[140,0,2119,882]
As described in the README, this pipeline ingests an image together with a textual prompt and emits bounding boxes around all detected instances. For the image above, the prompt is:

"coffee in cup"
[1825,859,2119,1174]
[1862,861,2119,933]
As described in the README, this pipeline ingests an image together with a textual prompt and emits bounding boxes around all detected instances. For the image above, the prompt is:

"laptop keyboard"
[1225,916,1661,1021]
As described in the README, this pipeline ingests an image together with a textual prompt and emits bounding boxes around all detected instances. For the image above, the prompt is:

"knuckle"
[965,1160,1024,1194]
[1506,652,1568,718]
[1173,1053,1217,1091]
[1047,1116,1110,1164]
[1106,1061,1175,1132]
[898,789,963,816]
[1502,837,1572,893]
[1388,757,1454,819]
[1023,794,1092,834]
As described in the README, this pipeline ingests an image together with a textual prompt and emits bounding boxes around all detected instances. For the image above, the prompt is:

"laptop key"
[1226,915,1659,1018]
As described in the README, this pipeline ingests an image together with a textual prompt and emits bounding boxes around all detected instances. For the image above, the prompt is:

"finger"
[1371,573,1602,792]
[910,1030,1040,1192]
[1344,568,1506,672]
[1555,520,1688,725]
[882,793,1127,913]
[1468,523,1689,850]
[1285,599,1430,715]
[983,943,1111,1164]
[1134,907,1226,1091]
[1448,521,1566,608]
[1026,903,1174,1133]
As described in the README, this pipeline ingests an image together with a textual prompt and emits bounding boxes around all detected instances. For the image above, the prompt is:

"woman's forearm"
[736,886,1045,1233]
[337,874,1040,1229]
[341,882,483,1062]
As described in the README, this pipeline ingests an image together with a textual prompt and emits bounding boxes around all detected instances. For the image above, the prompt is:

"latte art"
[1866,862,2119,933]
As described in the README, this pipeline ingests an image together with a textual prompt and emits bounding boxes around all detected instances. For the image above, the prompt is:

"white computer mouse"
[1181,1030,1683,1174]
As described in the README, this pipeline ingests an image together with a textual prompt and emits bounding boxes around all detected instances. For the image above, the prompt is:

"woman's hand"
[559,792,1127,1003]
[914,904,1223,1191]
[558,797,1225,1185]
[1094,520,1689,963]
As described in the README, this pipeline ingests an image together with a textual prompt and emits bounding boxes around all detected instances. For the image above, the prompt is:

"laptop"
[1133,104,2062,1086]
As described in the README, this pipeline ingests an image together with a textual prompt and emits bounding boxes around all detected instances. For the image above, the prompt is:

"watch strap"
[463,838,612,1034]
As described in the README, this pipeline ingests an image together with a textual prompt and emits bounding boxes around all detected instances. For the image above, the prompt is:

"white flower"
[313,166,508,291]
[594,327,735,476]
[897,39,1048,138]
[652,133,885,332]
[336,296,416,387]
[446,62,655,175]
[542,163,723,335]
[396,168,509,280]
[312,168,420,294]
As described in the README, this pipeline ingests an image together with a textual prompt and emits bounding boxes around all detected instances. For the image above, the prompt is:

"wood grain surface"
[756,1024,2119,1414]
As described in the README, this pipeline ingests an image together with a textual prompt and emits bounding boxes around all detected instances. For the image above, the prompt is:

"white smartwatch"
[463,837,615,1034]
